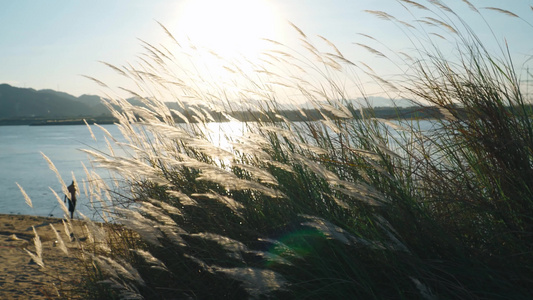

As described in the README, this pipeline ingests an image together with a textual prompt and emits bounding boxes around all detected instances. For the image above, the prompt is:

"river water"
[0,122,250,219]
[0,124,121,218]
[0,120,438,219]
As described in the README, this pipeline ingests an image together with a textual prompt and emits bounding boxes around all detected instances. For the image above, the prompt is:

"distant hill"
[0,84,110,119]
[0,84,439,125]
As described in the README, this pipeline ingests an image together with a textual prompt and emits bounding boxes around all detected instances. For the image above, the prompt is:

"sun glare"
[175,0,279,60]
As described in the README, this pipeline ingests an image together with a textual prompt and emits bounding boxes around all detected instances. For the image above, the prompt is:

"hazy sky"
[0,0,531,98]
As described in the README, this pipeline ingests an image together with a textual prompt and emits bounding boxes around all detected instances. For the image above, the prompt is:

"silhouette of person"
[64,181,77,219]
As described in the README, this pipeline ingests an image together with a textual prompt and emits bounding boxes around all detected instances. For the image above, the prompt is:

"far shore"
[0,105,454,126]
[0,117,117,126]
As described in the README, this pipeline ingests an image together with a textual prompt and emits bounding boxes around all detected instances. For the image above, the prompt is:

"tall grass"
[30,1,533,299]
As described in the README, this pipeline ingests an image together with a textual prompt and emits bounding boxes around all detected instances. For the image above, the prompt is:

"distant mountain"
[0,84,424,125]
[0,84,110,119]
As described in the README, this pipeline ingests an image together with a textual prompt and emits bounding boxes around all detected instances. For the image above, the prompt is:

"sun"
[175,0,280,60]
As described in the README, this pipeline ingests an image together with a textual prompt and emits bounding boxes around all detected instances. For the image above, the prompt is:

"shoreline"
[0,214,90,299]
[0,105,452,126]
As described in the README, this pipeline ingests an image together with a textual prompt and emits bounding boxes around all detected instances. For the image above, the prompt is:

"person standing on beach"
[64,181,77,219]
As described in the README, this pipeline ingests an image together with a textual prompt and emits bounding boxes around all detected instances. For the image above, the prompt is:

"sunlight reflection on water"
[202,121,248,151]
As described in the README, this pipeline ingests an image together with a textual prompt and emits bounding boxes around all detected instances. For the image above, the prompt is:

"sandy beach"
[0,214,90,299]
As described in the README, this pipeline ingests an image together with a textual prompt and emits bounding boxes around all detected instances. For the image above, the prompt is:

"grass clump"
[46,1,533,299]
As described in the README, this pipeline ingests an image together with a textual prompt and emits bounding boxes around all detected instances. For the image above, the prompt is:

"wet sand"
[0,214,90,299]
